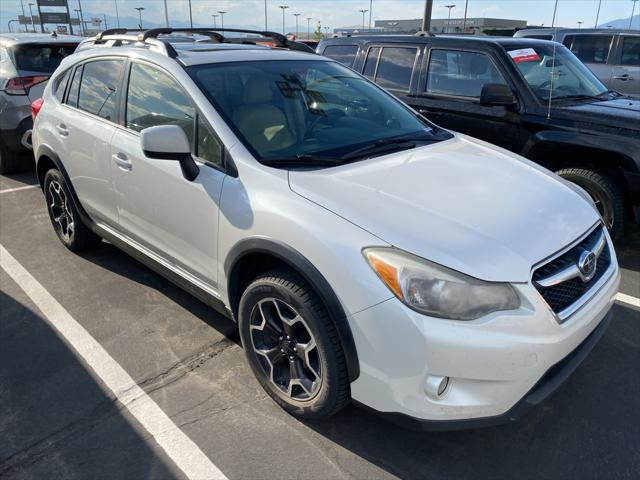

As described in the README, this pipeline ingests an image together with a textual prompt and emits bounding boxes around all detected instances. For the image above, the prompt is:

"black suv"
[318,35,640,239]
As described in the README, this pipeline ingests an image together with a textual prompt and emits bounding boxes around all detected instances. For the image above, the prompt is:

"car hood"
[289,134,600,283]
[554,97,640,129]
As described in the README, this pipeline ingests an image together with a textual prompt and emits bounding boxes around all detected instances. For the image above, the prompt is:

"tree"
[314,21,324,40]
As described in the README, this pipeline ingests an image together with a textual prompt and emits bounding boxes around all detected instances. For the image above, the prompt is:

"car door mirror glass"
[479,83,516,106]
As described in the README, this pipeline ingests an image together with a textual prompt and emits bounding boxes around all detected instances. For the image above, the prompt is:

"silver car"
[0,32,80,173]
[515,28,640,97]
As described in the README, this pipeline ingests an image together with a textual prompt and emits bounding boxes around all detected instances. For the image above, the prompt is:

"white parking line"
[0,184,39,194]
[616,293,640,309]
[0,245,228,480]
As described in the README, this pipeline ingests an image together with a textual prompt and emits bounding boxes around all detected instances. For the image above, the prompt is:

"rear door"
[608,34,640,97]
[110,60,226,287]
[562,34,615,90]
[360,44,421,98]
[55,58,124,226]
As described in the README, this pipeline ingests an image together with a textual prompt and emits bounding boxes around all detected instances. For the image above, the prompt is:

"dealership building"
[372,17,528,35]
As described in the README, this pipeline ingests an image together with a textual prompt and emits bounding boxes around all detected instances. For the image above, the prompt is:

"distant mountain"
[597,14,639,29]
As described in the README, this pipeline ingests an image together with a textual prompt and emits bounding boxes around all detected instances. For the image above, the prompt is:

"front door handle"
[613,74,633,81]
[112,153,132,171]
[56,124,69,137]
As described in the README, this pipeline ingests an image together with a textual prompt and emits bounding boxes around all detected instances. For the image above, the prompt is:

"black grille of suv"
[533,226,611,320]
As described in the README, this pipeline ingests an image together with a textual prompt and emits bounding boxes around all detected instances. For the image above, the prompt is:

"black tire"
[43,169,101,251]
[556,168,626,241]
[238,268,350,419]
[0,139,19,174]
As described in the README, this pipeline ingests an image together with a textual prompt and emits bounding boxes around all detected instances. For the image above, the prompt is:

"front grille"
[533,226,612,320]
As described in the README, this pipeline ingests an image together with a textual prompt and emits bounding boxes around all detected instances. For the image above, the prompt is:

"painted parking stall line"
[616,293,640,309]
[0,244,228,480]
[0,184,39,194]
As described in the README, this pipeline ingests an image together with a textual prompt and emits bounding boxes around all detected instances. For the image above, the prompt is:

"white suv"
[31,29,620,429]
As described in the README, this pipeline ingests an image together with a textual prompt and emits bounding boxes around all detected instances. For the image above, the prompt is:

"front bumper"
[348,265,620,429]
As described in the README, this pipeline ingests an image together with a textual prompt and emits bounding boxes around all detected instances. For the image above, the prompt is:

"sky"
[1,0,639,33]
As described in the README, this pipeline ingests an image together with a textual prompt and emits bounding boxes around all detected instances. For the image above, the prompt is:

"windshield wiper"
[261,154,345,168]
[551,93,612,102]
[341,133,436,161]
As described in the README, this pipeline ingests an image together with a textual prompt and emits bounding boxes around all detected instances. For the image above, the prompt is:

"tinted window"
[375,47,417,91]
[426,50,507,98]
[363,47,380,79]
[620,36,640,66]
[77,60,123,121]
[54,68,71,102]
[564,35,613,64]
[126,63,195,147]
[323,45,358,67]
[66,66,82,107]
[12,43,76,73]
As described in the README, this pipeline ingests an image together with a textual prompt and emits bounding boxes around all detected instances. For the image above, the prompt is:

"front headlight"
[363,247,520,320]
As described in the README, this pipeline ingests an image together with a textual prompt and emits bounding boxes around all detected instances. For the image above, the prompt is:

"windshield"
[188,60,449,164]
[12,43,77,73]
[507,45,609,101]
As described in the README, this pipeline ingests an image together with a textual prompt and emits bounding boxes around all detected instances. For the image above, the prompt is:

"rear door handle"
[56,124,69,137]
[613,74,633,81]
[112,152,132,171]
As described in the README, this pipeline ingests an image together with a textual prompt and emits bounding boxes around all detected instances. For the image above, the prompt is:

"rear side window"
[322,45,358,67]
[53,69,71,102]
[363,47,381,79]
[425,50,507,98]
[563,35,613,64]
[12,43,77,73]
[620,36,640,66]
[66,66,82,107]
[77,60,124,121]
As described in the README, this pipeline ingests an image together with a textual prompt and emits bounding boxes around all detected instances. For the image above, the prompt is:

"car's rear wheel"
[556,168,626,241]
[238,269,350,419]
[44,169,101,251]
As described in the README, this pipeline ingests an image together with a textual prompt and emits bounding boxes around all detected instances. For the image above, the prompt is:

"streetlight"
[306,16,312,39]
[359,9,368,31]
[218,11,226,29]
[293,13,301,37]
[27,3,35,32]
[114,0,120,28]
[368,0,373,31]
[631,0,639,30]
[594,0,602,28]
[445,5,456,33]
[462,0,468,32]
[135,7,145,29]
[188,0,193,29]
[264,0,268,30]
[212,14,218,28]
[577,21,583,29]
[279,5,289,34]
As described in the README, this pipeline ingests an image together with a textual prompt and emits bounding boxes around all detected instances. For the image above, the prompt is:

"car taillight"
[31,97,44,120]
[4,75,49,95]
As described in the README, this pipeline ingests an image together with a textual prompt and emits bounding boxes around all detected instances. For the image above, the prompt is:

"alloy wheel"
[47,180,74,242]
[249,298,322,401]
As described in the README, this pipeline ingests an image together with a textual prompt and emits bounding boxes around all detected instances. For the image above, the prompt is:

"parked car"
[514,28,640,98]
[32,28,619,430]
[0,32,81,173]
[318,34,640,239]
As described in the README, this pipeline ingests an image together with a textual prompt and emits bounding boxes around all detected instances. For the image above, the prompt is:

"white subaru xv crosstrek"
[31,29,620,430]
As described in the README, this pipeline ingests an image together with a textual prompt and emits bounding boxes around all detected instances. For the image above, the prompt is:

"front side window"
[126,63,195,145]
[189,60,449,165]
[322,45,358,68]
[77,59,123,121]
[563,35,613,64]
[620,36,640,66]
[426,50,507,98]
[508,45,608,101]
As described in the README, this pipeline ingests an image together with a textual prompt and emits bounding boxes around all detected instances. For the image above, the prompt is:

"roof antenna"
[547,0,560,120]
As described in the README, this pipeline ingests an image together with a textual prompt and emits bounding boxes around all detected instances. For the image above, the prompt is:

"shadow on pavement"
[616,223,640,273]
[0,289,184,480]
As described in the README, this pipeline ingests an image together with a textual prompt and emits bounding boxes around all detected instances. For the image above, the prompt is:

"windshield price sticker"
[508,48,541,63]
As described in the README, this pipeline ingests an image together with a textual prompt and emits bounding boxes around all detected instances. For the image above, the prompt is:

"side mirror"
[140,124,199,181]
[480,83,517,107]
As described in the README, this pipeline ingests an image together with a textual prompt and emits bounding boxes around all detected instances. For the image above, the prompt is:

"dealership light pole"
[462,0,468,32]
[293,13,301,37]
[359,9,368,31]
[218,11,226,29]
[188,0,193,28]
[306,16,312,38]
[77,0,85,36]
[594,0,602,27]
[279,5,289,34]
[212,14,218,28]
[264,0,268,30]
[113,0,120,27]
[445,5,456,33]
[421,0,433,32]
[368,0,372,31]
[135,7,145,29]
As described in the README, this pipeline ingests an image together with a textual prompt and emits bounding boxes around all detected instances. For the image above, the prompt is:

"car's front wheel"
[44,169,101,251]
[238,269,350,419]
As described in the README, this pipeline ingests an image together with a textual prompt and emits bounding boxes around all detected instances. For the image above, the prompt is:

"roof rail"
[96,28,142,41]
[415,31,435,37]
[140,27,290,48]
[89,33,179,58]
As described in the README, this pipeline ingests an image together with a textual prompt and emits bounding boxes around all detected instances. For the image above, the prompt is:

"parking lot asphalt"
[1,167,639,480]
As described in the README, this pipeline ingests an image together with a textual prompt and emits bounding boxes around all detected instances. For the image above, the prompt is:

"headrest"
[469,55,489,75]
[245,77,273,104]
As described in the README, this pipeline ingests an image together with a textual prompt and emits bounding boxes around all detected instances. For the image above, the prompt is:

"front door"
[111,61,226,287]
[609,34,640,97]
